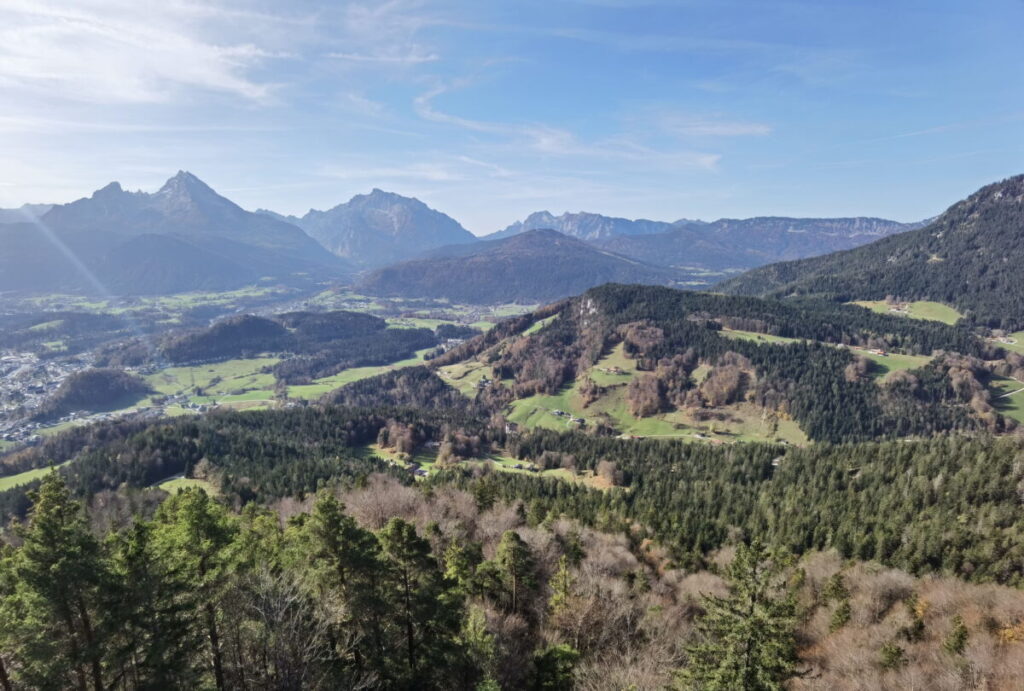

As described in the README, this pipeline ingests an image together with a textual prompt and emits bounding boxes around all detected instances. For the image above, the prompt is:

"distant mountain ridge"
[720,175,1024,329]
[0,172,349,295]
[356,228,683,303]
[594,216,923,273]
[0,204,53,224]
[488,210,682,241]
[264,189,476,268]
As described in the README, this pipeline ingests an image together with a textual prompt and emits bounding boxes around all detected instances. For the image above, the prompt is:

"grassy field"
[37,419,88,437]
[851,300,962,325]
[523,315,558,336]
[156,476,219,494]
[288,348,434,400]
[719,329,801,345]
[437,360,492,397]
[146,357,280,397]
[386,317,450,330]
[586,343,637,386]
[0,462,70,491]
[23,286,291,316]
[989,376,1024,423]
[855,349,933,379]
[993,332,1024,354]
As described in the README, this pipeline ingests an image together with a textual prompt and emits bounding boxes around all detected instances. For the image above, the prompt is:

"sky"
[0,0,1022,235]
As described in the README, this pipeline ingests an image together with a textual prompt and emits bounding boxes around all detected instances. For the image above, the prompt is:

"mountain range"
[356,228,683,303]
[0,172,348,295]
[721,175,1024,330]
[0,171,946,301]
[0,204,53,224]
[486,210,681,241]
[262,189,476,269]
[593,216,924,273]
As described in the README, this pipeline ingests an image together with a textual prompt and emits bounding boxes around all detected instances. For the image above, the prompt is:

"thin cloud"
[415,83,721,169]
[0,0,279,103]
[328,51,440,64]
[661,117,772,137]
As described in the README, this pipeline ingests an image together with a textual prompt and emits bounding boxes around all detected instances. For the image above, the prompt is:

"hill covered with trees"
[430,283,1007,444]
[357,229,683,304]
[32,368,152,422]
[720,175,1024,330]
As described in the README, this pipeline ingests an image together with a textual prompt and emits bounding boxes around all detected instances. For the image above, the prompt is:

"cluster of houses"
[0,350,95,442]
[551,409,586,425]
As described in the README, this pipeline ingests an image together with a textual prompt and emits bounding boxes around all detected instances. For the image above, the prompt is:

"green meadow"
[851,300,962,325]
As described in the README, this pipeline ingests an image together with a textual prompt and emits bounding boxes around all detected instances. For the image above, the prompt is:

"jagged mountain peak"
[282,189,476,268]
[154,171,226,207]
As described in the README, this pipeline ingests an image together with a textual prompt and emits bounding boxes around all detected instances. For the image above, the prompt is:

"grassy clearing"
[0,462,70,491]
[437,360,491,398]
[851,300,962,325]
[523,315,558,336]
[363,443,439,474]
[157,476,218,495]
[855,349,932,379]
[387,317,450,330]
[719,329,801,345]
[28,319,64,332]
[288,348,434,400]
[146,357,280,397]
[37,420,87,437]
[994,331,1024,355]
[587,343,637,386]
[989,376,1024,423]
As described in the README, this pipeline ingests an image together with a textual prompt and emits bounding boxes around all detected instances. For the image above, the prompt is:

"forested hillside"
[721,175,1024,330]
[431,284,1007,443]
[357,230,683,303]
[4,405,1024,688]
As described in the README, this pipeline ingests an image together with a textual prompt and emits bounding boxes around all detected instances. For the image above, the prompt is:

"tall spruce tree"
[300,493,388,677]
[377,517,465,688]
[678,541,798,690]
[495,530,536,615]
[14,473,108,691]
[103,520,201,689]
[152,488,236,691]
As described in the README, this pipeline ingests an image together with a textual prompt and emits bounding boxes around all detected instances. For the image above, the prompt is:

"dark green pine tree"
[494,530,536,615]
[13,473,108,691]
[103,520,202,690]
[377,517,465,688]
[0,543,20,691]
[678,540,799,691]
[152,488,237,691]
[300,493,388,676]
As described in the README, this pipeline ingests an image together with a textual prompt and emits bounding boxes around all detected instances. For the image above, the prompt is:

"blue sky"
[0,0,1021,234]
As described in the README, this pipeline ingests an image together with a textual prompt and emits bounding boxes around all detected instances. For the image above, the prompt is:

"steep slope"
[356,229,683,303]
[270,189,476,268]
[0,172,350,295]
[488,210,676,241]
[596,217,921,272]
[720,175,1024,329]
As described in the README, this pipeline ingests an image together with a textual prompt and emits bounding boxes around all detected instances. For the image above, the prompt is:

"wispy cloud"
[328,51,439,64]
[659,114,772,137]
[415,82,721,169]
[0,0,284,103]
